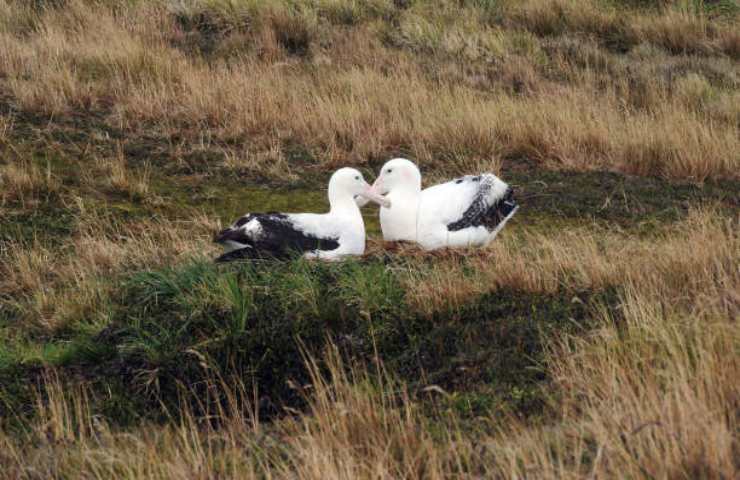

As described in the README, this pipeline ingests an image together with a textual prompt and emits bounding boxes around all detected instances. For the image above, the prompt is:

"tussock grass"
[539,292,738,478]
[119,64,737,179]
[1,216,218,333]
[0,0,737,180]
[397,208,737,315]
[2,278,737,478]
[4,204,730,334]
[85,146,153,200]
[0,159,59,207]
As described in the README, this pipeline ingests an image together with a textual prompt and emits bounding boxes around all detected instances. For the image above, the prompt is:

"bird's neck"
[381,187,421,241]
[329,194,361,218]
[329,195,366,244]
[388,186,421,210]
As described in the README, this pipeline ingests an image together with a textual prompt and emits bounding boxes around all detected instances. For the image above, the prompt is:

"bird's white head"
[371,158,422,201]
[328,167,391,210]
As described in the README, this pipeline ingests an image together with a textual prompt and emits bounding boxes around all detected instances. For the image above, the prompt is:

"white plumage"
[214,168,389,262]
[371,158,518,250]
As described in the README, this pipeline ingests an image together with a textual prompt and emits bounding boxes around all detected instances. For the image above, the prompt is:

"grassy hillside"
[0,0,738,477]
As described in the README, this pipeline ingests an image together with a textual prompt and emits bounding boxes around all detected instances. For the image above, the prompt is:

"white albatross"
[370,158,518,250]
[214,168,390,262]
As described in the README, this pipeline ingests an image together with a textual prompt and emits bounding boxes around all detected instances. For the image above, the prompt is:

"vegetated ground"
[0,0,738,477]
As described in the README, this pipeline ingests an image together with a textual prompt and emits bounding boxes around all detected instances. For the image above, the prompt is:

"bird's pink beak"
[371,176,382,191]
[359,183,390,209]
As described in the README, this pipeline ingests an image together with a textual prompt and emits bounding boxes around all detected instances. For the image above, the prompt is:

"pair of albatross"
[214,158,518,262]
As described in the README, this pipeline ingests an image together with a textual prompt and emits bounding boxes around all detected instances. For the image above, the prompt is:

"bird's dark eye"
[387,168,393,173]
[354,175,360,180]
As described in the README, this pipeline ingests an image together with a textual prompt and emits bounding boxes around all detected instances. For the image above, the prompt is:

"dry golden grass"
[3,278,737,479]
[0,159,60,207]
[478,306,738,478]
[83,146,153,200]
[539,290,738,478]
[0,0,737,180]
[508,0,740,56]
[0,214,219,332]
[273,346,448,479]
[402,208,738,316]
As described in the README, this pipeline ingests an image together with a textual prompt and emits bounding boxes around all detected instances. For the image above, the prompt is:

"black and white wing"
[213,213,340,262]
[417,174,517,248]
[444,175,517,232]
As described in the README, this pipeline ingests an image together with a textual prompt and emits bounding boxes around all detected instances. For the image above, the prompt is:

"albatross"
[214,168,390,262]
[370,158,518,250]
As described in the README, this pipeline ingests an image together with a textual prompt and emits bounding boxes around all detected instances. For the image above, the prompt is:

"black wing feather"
[214,245,264,263]
[214,213,340,262]
[213,213,260,244]
[446,177,516,232]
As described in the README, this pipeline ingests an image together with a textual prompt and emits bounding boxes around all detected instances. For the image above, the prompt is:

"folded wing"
[214,213,340,262]
[415,174,516,248]
[444,175,515,232]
